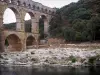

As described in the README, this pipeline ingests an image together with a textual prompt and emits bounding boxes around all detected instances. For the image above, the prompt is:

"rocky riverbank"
[0,46,100,67]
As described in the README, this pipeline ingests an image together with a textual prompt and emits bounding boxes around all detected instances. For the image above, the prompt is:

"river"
[0,65,100,75]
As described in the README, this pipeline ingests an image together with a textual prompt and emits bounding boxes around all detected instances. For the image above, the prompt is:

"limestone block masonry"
[0,0,56,52]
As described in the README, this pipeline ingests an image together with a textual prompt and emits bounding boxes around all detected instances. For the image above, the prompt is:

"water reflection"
[0,65,100,75]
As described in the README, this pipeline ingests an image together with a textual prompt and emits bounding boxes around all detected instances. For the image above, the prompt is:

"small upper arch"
[24,10,35,19]
[40,15,47,20]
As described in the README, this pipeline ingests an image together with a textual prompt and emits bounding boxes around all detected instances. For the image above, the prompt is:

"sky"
[34,0,78,8]
[3,0,79,24]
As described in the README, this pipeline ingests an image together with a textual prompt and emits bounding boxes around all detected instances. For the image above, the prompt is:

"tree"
[49,0,100,42]
[63,27,75,41]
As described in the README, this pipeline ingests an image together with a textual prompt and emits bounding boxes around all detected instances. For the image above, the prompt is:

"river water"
[0,65,100,75]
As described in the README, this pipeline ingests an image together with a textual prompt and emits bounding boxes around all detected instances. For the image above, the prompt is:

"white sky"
[34,0,78,8]
[3,0,79,24]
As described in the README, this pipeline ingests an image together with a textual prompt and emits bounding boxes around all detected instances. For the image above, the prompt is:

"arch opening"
[5,34,22,52]
[24,12,34,32]
[3,7,20,31]
[39,15,48,40]
[26,36,36,48]
[9,0,12,3]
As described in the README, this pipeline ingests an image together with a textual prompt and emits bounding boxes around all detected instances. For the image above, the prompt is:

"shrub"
[75,32,82,41]
[88,56,97,65]
[69,56,77,63]
[0,54,3,59]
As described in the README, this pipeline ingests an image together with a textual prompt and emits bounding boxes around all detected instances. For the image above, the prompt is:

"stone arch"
[26,35,36,47]
[23,2,26,7]
[3,6,21,31]
[5,34,22,52]
[41,15,47,19]
[17,0,21,5]
[37,6,40,10]
[33,5,35,9]
[24,11,35,32]
[9,0,12,3]
[39,15,48,40]
[28,4,31,8]
[4,0,15,3]
[28,12,35,18]
[45,9,47,13]
[49,10,52,14]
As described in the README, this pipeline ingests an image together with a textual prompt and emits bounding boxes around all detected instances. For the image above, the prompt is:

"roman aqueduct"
[0,0,56,52]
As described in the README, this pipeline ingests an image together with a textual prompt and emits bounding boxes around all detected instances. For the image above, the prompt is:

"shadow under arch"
[5,34,22,52]
[39,15,48,40]
[26,35,36,48]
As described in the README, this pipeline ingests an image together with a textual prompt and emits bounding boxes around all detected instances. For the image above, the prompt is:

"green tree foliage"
[49,0,100,42]
[4,23,16,30]
[39,18,45,39]
[49,13,63,37]
[87,16,100,41]
[4,20,32,32]
[63,27,75,41]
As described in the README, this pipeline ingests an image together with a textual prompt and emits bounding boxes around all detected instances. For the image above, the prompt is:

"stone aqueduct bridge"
[0,0,56,52]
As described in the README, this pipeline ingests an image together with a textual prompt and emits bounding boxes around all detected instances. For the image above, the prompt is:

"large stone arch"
[3,5,21,31]
[5,34,22,52]
[26,35,36,48]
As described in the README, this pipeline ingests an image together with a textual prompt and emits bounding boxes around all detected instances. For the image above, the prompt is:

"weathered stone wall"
[0,0,56,14]
[48,38,65,45]
[0,0,56,52]
[6,34,22,52]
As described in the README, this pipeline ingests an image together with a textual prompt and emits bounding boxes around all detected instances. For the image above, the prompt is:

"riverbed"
[0,47,100,66]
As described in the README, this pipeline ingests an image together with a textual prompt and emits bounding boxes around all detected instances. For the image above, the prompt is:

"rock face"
[0,48,100,66]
